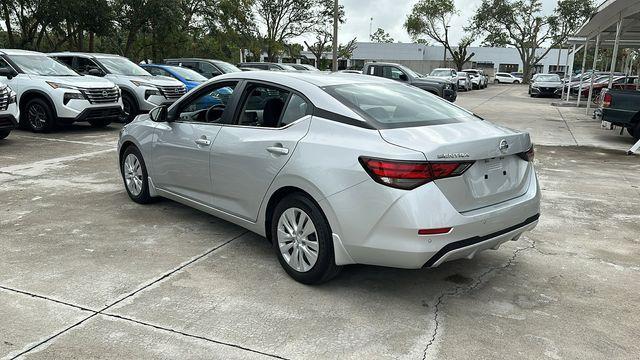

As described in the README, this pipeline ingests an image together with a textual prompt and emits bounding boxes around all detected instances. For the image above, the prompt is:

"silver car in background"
[117,72,540,284]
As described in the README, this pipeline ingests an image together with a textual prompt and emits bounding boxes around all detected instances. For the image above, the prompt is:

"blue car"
[141,64,206,91]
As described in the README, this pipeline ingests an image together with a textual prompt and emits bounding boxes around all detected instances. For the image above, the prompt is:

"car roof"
[0,49,46,56]
[48,51,123,59]
[165,58,224,63]
[214,70,394,87]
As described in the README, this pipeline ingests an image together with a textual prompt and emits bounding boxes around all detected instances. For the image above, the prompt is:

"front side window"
[324,83,477,129]
[95,57,149,76]
[11,55,77,76]
[382,66,406,80]
[76,57,101,74]
[237,84,290,127]
[177,82,237,123]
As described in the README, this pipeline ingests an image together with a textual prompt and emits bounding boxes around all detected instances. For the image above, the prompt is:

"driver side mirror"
[87,68,103,77]
[399,73,408,81]
[149,105,168,122]
[0,67,17,80]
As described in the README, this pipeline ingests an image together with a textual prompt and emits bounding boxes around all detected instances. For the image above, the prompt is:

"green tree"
[404,0,475,70]
[255,0,315,61]
[304,0,344,69]
[370,27,393,43]
[470,0,594,83]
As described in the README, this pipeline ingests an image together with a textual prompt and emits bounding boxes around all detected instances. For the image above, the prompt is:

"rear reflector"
[418,227,452,236]
[359,157,474,190]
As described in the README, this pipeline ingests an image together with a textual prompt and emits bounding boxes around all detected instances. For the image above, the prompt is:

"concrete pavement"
[1,85,638,359]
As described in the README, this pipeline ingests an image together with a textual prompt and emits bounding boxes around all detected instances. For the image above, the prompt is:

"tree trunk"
[88,32,95,52]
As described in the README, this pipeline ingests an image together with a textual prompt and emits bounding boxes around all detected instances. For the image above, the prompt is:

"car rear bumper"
[322,167,541,268]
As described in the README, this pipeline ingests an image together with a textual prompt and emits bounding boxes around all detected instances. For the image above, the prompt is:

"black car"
[238,62,298,71]
[361,62,457,102]
[164,58,241,78]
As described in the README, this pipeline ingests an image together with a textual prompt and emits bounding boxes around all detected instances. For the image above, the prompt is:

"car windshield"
[430,69,452,77]
[535,75,560,82]
[11,55,77,76]
[397,65,421,78]
[280,64,296,71]
[96,57,150,76]
[168,66,206,81]
[324,83,476,129]
[213,61,241,73]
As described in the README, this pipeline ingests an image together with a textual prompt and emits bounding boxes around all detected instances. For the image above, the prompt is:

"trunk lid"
[379,120,533,212]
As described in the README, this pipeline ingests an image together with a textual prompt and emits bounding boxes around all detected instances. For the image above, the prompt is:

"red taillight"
[602,92,612,108]
[518,145,535,162]
[359,157,473,190]
[418,227,452,236]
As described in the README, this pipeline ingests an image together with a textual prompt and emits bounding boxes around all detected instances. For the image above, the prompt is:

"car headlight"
[8,91,16,104]
[63,92,86,104]
[46,81,79,90]
[145,89,161,99]
[130,80,157,88]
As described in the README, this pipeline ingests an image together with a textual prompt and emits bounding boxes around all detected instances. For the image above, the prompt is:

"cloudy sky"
[293,0,560,46]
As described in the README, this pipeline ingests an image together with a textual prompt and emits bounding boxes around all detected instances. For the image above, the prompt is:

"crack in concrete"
[421,238,537,359]
[3,231,287,360]
[554,107,579,146]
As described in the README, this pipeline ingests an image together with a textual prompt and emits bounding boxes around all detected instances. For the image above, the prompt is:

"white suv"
[0,83,18,139]
[494,72,521,84]
[0,49,122,132]
[49,52,186,123]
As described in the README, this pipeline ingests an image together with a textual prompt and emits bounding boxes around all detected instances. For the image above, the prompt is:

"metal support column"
[608,20,622,89]
[577,38,589,106]
[586,34,600,115]
[564,45,575,102]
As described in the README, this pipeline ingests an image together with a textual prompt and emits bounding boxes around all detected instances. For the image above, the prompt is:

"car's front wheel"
[120,94,138,123]
[271,193,341,284]
[120,146,152,204]
[0,130,10,139]
[24,98,55,133]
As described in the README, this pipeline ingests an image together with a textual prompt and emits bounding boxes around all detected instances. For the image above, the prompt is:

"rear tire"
[0,130,10,139]
[120,146,152,204]
[24,98,56,133]
[271,193,341,284]
[514,80,520,84]
[628,121,640,141]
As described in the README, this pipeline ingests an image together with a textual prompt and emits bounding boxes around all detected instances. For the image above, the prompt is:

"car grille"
[80,87,120,104]
[158,85,186,99]
[84,107,122,120]
[0,87,10,111]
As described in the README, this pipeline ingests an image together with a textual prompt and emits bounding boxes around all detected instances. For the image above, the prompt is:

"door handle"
[266,146,289,155]
[194,137,211,146]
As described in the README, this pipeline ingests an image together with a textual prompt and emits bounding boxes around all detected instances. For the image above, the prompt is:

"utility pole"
[369,18,373,40]
[332,0,339,72]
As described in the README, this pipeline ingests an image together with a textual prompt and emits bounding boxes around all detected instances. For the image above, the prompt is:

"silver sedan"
[118,71,540,284]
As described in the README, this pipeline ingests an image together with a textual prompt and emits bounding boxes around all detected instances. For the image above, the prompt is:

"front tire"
[0,130,10,139]
[120,146,152,204]
[120,94,138,124]
[24,98,55,133]
[271,193,341,284]
[89,119,112,128]
[628,121,640,141]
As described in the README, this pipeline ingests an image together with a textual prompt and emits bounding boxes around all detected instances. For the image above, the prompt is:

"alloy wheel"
[277,207,319,272]
[28,104,48,130]
[123,153,143,196]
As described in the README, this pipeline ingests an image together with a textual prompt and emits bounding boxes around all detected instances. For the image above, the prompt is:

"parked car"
[238,62,298,71]
[289,64,321,71]
[117,71,540,284]
[597,88,640,140]
[141,64,207,91]
[494,72,521,84]
[337,69,363,74]
[164,58,241,78]
[456,71,473,91]
[429,68,459,86]
[50,52,186,123]
[462,69,488,89]
[0,83,18,139]
[239,67,265,72]
[511,72,524,79]
[363,62,457,102]
[570,75,638,97]
[528,74,562,97]
[0,49,122,132]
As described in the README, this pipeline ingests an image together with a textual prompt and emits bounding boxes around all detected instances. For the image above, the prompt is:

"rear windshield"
[323,83,477,129]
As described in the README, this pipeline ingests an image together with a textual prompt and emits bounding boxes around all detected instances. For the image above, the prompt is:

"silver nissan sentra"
[117,71,540,284]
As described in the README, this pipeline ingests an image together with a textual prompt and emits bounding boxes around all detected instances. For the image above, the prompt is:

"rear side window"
[324,83,477,129]
[280,94,310,126]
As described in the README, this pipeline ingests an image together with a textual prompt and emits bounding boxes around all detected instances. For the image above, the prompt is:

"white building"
[297,42,573,75]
